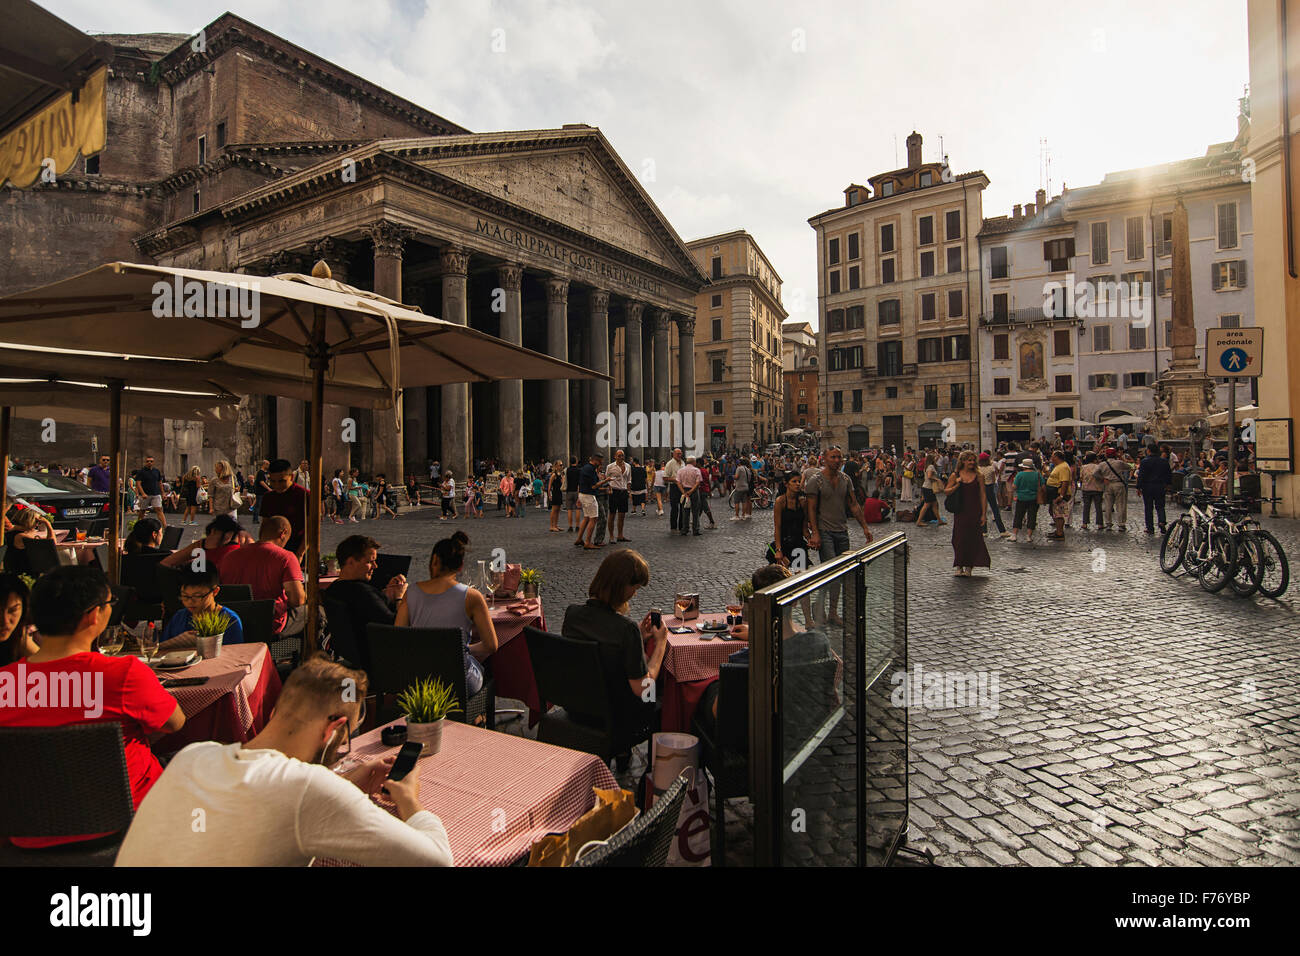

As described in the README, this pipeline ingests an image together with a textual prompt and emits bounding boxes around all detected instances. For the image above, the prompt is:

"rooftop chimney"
[1013,204,1022,218]
[1036,188,1047,209]
[906,131,922,169]
[1025,203,1036,218]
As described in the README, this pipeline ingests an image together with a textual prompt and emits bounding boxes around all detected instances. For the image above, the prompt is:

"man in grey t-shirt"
[804,446,872,625]
[732,459,752,520]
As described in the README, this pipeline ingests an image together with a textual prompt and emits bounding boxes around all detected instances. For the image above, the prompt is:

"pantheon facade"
[1,14,705,480]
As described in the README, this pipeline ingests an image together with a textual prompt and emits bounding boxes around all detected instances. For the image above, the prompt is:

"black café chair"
[219,598,275,648]
[366,624,496,729]
[23,538,65,576]
[119,552,169,603]
[691,660,749,867]
[372,553,412,592]
[160,525,184,551]
[0,723,134,867]
[216,583,253,604]
[571,772,689,868]
[524,626,656,767]
[322,597,367,670]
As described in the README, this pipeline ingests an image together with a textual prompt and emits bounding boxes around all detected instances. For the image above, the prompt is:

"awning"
[0,0,112,187]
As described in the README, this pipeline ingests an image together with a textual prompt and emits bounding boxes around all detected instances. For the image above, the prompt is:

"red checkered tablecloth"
[159,642,267,728]
[318,720,617,867]
[662,612,747,683]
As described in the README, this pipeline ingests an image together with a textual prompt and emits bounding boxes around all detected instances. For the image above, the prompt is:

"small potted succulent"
[395,676,462,754]
[519,568,543,599]
[191,608,234,660]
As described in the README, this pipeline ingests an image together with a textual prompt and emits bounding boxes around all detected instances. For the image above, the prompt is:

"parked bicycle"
[1160,491,1290,598]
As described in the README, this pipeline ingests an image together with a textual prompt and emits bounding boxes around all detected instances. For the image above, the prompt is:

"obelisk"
[1148,195,1216,437]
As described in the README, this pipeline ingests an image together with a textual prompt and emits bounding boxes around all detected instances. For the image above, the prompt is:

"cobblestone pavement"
[280,489,1300,866]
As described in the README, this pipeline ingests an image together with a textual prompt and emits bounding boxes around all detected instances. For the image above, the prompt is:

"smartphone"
[386,741,423,781]
[649,608,662,629]
[161,676,209,687]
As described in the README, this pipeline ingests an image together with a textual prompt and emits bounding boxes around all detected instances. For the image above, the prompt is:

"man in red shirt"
[219,516,306,636]
[0,566,185,848]
[258,458,308,561]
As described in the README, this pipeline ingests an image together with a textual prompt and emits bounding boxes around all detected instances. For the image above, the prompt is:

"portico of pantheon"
[139,128,707,481]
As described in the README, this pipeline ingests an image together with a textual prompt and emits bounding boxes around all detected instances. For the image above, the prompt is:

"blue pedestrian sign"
[1204,328,1262,379]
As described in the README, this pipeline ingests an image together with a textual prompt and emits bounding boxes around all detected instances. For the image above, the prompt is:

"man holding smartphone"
[116,657,452,866]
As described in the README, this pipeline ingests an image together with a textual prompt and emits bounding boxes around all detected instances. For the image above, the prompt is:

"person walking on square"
[651,460,666,516]
[605,449,632,542]
[1080,452,1104,530]
[806,446,872,624]
[675,456,704,536]
[945,451,990,576]
[1010,458,1042,543]
[663,448,685,531]
[1046,450,1073,540]
[1137,444,1172,535]
[1099,449,1130,531]
[977,452,1008,536]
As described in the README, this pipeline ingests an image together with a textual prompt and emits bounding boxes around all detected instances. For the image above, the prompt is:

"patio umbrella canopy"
[1095,413,1147,426]
[0,260,608,656]
[1208,404,1258,427]
[1049,417,1096,429]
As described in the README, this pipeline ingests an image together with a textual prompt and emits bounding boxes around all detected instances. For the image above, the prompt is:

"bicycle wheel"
[1197,527,1238,593]
[1229,532,1264,598]
[1253,529,1291,599]
[1159,520,1188,574]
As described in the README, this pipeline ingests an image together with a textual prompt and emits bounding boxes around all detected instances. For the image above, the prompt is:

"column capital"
[267,249,311,275]
[545,276,569,304]
[365,221,412,260]
[653,309,673,334]
[590,289,610,313]
[499,261,524,291]
[439,244,471,277]
[675,314,696,338]
[625,301,645,327]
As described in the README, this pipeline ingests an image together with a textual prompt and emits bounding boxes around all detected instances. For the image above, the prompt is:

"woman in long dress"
[945,450,990,577]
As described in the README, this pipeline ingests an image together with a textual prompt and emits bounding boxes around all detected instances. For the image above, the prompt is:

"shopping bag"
[666,768,712,867]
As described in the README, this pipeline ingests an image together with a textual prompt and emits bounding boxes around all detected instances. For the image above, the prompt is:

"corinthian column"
[623,302,645,458]
[676,313,697,449]
[653,310,672,458]
[590,290,611,456]
[365,221,411,483]
[545,277,570,463]
[439,244,472,479]
[497,262,524,469]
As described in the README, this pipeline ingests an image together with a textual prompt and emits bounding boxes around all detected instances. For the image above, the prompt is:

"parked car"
[5,470,111,535]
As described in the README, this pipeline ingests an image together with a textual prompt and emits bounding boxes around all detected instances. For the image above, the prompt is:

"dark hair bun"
[451,531,469,547]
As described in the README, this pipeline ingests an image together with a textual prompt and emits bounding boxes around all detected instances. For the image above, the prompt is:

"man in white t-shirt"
[605,448,632,542]
[662,448,685,531]
[115,657,452,867]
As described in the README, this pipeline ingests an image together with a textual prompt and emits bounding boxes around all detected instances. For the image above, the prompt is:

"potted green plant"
[519,568,543,599]
[191,609,234,660]
[395,676,462,754]
[733,579,754,604]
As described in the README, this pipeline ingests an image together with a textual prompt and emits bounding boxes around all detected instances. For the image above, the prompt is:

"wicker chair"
[0,723,134,866]
[571,772,689,867]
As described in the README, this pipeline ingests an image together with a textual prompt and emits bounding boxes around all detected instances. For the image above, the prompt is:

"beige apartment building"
[809,132,988,452]
[614,230,786,455]
[782,320,819,431]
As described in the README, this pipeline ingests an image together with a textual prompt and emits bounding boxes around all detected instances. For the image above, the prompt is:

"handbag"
[944,482,964,514]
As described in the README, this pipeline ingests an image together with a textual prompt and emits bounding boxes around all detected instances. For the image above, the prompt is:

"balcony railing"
[863,363,917,379]
[979,307,1049,326]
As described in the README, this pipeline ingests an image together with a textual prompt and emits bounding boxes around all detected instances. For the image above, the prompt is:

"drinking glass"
[97,626,124,656]
[674,595,691,623]
[487,569,505,609]
[725,603,743,628]
[138,628,158,665]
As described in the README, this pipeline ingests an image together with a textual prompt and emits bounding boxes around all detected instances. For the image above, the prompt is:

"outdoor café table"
[54,536,107,564]
[316,719,617,867]
[151,642,282,756]
[487,596,545,723]
[658,612,747,733]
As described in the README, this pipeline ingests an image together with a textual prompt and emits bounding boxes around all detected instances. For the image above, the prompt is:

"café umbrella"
[0,379,240,578]
[0,260,609,655]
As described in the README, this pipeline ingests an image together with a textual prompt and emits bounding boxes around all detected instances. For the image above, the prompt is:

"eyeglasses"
[89,596,120,614]
[179,589,215,603]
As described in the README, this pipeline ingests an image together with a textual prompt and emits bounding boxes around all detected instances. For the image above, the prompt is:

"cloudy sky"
[44,0,1249,329]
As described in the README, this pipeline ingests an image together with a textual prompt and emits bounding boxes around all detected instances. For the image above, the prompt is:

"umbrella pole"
[0,406,9,548]
[304,305,327,661]
[108,381,122,582]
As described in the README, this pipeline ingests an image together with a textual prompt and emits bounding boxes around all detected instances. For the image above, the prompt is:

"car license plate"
[64,508,97,517]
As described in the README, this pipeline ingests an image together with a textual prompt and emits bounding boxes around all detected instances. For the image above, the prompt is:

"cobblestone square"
[305,488,1300,866]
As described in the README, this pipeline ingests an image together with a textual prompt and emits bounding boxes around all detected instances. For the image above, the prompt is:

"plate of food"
[151,650,199,670]
[697,620,730,633]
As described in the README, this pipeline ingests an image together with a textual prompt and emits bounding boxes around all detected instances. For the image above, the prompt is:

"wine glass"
[487,568,505,609]
[138,627,158,665]
[674,594,691,623]
[97,625,124,656]
[725,602,743,628]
